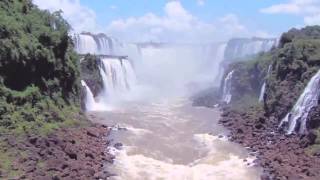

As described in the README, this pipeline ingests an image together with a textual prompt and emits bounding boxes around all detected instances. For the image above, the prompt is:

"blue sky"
[33,0,320,43]
[80,0,301,33]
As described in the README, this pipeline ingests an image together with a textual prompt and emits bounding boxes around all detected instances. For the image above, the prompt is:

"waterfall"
[279,69,320,134]
[221,70,234,104]
[74,33,141,61]
[75,33,139,110]
[81,80,98,111]
[225,38,276,61]
[99,57,137,100]
[258,83,266,102]
[75,34,99,54]
[214,43,228,84]
[259,65,272,102]
[239,39,275,57]
[122,60,137,89]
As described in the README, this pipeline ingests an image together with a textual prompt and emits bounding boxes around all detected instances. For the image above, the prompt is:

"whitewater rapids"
[89,99,261,180]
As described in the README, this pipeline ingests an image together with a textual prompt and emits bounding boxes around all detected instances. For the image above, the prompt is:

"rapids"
[89,99,261,180]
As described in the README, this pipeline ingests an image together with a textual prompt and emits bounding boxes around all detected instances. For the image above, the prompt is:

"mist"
[133,44,224,100]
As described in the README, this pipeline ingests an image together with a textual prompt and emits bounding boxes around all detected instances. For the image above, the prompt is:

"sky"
[33,0,320,43]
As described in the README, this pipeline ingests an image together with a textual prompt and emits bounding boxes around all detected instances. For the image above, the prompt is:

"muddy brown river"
[89,98,261,180]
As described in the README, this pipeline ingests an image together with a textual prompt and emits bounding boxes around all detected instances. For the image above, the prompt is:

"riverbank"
[218,106,320,180]
[0,124,113,179]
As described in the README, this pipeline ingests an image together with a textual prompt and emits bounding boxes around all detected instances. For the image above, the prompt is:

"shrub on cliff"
[223,26,320,152]
[279,26,320,48]
[222,27,320,119]
[0,0,82,134]
[264,39,320,118]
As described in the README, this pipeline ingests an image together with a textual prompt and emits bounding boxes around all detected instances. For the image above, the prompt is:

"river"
[88,98,261,180]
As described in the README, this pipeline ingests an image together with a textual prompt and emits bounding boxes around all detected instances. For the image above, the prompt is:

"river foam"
[90,99,261,180]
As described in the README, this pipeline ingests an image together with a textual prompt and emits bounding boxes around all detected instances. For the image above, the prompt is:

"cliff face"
[264,30,320,119]
[0,0,81,133]
[222,26,320,116]
[80,55,103,97]
[220,52,274,106]
[220,26,320,146]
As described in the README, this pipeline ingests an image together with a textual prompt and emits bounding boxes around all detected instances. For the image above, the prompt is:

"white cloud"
[33,0,99,32]
[219,14,247,32]
[197,0,205,6]
[260,0,320,25]
[106,2,260,43]
[33,0,270,43]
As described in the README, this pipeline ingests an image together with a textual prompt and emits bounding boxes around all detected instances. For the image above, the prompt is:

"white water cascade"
[81,80,100,111]
[99,58,137,99]
[221,70,234,104]
[236,40,275,58]
[213,43,228,84]
[74,33,141,60]
[225,38,276,60]
[75,33,139,110]
[259,65,272,102]
[279,69,320,134]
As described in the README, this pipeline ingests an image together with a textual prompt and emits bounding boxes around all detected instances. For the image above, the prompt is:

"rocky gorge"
[1,0,320,179]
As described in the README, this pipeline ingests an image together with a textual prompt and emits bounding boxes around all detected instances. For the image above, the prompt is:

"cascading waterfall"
[75,33,139,110]
[259,65,272,102]
[74,33,141,60]
[217,38,276,97]
[258,83,266,102]
[99,58,137,98]
[122,60,137,89]
[221,70,234,104]
[238,39,275,57]
[214,43,228,84]
[279,69,320,134]
[75,34,100,54]
[81,80,99,111]
[225,38,277,61]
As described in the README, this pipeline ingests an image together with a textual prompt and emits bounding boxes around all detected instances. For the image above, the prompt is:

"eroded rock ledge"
[0,124,113,180]
[219,108,320,180]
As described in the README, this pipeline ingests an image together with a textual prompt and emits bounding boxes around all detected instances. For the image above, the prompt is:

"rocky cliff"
[221,27,320,120]
[80,55,103,97]
[194,26,320,179]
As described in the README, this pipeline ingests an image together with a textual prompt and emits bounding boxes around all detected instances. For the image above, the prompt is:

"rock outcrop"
[0,124,113,179]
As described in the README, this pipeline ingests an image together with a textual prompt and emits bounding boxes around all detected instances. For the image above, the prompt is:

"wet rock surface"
[80,55,104,97]
[0,124,113,180]
[220,108,320,180]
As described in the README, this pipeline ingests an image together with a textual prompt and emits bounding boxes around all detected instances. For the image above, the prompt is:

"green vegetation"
[264,30,320,118]
[223,26,320,154]
[224,26,320,112]
[221,51,275,105]
[0,0,83,135]
[0,142,22,178]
